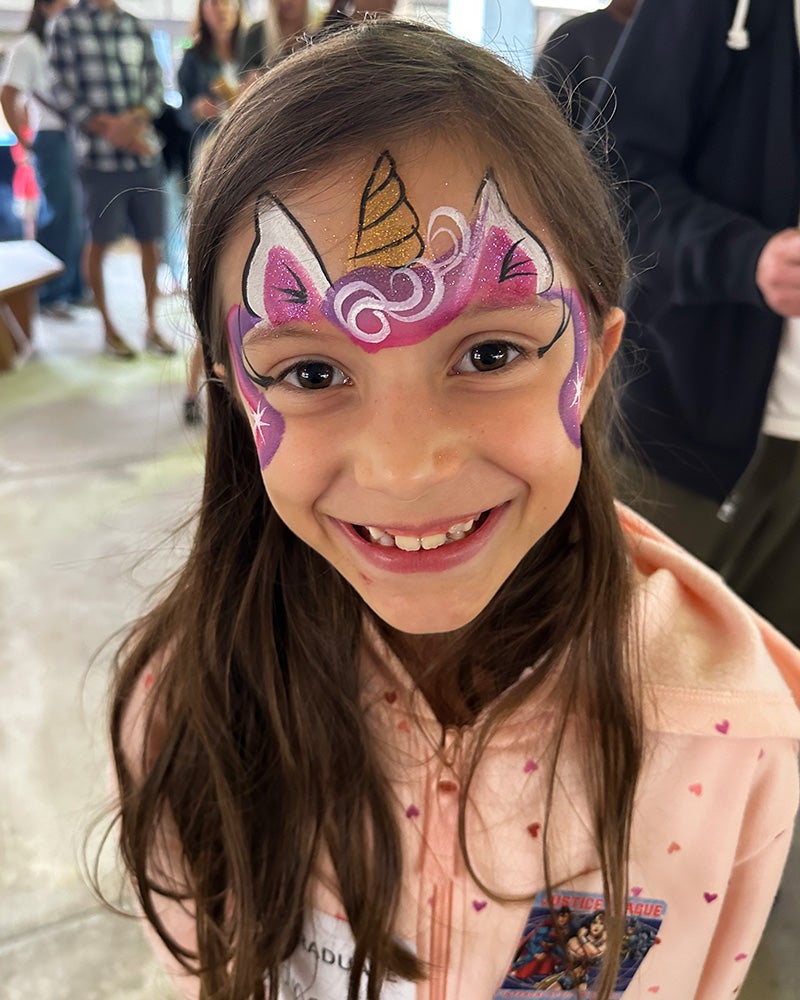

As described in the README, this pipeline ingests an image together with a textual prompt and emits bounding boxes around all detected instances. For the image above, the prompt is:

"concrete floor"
[0,248,797,998]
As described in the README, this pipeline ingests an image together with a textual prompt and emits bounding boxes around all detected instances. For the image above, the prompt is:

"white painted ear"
[474,176,554,293]
[243,192,332,316]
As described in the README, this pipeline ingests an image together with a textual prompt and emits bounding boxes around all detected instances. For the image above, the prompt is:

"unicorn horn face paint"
[219,136,603,634]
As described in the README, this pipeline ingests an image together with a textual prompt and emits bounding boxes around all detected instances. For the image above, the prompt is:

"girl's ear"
[213,362,227,383]
[581,307,625,412]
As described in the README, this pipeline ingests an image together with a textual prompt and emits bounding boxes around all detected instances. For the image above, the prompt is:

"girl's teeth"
[362,515,483,551]
[394,535,421,552]
[448,518,474,535]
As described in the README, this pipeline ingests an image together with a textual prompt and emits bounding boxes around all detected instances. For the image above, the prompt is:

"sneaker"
[183,396,202,426]
[146,329,177,356]
[40,302,74,320]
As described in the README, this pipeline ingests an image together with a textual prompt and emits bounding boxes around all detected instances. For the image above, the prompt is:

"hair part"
[107,19,638,1000]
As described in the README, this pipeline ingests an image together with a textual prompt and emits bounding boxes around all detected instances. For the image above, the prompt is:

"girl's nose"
[352,390,463,501]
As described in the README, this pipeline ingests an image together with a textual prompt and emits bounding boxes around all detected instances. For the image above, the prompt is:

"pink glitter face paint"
[226,304,285,467]
[243,170,556,353]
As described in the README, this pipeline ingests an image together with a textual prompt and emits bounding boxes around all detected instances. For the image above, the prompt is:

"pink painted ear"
[243,192,331,323]
[474,175,554,294]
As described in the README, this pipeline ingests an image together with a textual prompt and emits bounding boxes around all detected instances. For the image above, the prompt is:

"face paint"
[544,288,589,449]
[242,160,556,353]
[232,152,590,468]
[226,304,285,466]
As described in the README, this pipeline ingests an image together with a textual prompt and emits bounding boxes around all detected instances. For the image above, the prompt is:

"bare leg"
[141,240,174,355]
[85,240,135,357]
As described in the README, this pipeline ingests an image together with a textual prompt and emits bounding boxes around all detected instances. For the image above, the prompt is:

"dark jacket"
[535,10,625,127]
[605,0,800,502]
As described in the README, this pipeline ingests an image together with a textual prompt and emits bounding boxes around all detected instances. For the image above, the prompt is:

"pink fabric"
[126,507,800,999]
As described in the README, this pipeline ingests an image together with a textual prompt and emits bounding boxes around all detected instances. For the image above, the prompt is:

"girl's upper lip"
[341,511,486,536]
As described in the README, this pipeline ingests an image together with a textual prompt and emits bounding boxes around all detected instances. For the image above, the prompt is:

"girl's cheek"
[225,305,286,468]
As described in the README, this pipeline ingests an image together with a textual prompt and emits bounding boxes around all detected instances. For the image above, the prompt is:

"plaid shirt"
[48,0,164,171]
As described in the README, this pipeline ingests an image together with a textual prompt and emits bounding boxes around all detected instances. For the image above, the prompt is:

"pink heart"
[689,783,703,796]
[405,804,419,819]
[472,900,487,912]
[631,886,643,897]
[715,719,730,734]
[384,690,398,704]
[523,759,538,773]
[667,841,681,854]
[647,988,660,994]
[703,892,718,904]
[735,953,747,962]
[143,673,154,690]
[397,719,409,732]
[527,822,541,838]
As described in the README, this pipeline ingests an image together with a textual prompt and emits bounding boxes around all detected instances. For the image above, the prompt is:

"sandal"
[146,329,177,356]
[104,331,137,359]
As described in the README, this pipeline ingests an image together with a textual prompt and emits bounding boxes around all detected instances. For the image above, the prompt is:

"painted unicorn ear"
[474,175,554,293]
[243,192,332,319]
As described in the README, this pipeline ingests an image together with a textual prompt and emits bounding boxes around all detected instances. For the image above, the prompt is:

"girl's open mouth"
[353,510,491,551]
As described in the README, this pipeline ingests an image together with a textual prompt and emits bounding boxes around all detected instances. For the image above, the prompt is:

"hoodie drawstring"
[727,0,751,49]
[728,0,800,52]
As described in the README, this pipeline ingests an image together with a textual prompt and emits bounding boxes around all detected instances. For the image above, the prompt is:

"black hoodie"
[604,0,800,501]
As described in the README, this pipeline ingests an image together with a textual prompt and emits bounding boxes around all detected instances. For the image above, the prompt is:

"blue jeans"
[32,130,86,305]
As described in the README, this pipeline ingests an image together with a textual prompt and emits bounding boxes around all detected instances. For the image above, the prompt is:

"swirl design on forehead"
[243,160,555,351]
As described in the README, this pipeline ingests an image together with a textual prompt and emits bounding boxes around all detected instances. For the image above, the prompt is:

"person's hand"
[191,96,222,122]
[756,228,800,317]
[102,111,152,154]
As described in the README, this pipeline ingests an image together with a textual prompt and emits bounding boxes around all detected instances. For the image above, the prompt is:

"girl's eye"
[454,341,523,374]
[280,360,348,390]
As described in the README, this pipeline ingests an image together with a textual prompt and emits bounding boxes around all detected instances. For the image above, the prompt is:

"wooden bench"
[0,240,64,371]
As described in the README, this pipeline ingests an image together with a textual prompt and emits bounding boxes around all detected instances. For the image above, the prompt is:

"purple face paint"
[543,288,589,449]
[226,304,285,468]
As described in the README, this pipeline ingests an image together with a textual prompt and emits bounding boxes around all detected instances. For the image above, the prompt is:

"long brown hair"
[107,19,639,1000]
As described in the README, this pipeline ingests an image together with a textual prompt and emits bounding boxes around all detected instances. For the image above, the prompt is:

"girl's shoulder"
[619,504,800,740]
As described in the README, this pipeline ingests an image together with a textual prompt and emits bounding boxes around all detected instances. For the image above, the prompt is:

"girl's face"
[218,137,622,634]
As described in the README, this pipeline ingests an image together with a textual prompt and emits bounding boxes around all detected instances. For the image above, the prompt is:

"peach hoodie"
[131,508,800,1000]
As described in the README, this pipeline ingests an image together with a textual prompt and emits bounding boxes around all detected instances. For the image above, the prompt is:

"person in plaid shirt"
[48,0,173,357]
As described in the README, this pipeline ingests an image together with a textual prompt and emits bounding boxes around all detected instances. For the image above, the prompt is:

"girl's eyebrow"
[240,319,338,344]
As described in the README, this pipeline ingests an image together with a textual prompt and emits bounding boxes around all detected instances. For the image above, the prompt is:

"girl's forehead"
[221,136,556,285]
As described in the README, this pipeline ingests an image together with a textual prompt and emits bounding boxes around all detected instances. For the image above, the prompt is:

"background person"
[534,0,637,128]
[48,0,172,358]
[0,0,88,317]
[602,0,800,644]
[240,0,309,79]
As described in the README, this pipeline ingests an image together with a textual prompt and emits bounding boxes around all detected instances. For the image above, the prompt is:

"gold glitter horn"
[350,151,425,268]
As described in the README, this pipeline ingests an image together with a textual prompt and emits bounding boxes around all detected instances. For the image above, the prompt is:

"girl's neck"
[390,632,507,728]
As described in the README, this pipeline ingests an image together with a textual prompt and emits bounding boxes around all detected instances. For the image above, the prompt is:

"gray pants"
[618,436,800,646]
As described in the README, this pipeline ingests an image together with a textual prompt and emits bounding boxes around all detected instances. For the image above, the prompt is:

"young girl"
[110,19,800,1000]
